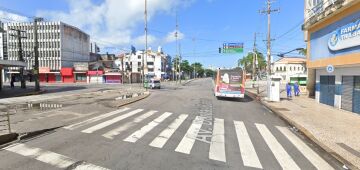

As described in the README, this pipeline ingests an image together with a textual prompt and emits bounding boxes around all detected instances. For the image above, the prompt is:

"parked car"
[149,79,161,89]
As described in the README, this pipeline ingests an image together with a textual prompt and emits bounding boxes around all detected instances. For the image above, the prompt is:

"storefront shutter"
[353,76,360,114]
[341,76,353,112]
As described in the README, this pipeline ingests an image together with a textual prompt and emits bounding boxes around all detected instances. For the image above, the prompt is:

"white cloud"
[164,30,184,43]
[0,11,29,22]
[37,0,195,53]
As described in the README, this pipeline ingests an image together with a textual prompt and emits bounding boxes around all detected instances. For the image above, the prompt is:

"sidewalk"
[246,87,360,169]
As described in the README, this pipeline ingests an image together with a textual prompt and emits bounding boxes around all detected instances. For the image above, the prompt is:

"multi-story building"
[0,21,26,90]
[120,47,169,83]
[1,21,90,83]
[303,0,360,113]
[272,57,307,84]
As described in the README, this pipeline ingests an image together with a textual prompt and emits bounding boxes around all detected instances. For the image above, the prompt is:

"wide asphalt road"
[0,78,342,170]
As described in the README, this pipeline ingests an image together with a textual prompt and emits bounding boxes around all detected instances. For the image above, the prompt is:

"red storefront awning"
[60,68,73,76]
[87,70,104,75]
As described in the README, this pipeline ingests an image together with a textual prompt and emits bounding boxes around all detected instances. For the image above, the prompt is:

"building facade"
[272,57,307,83]
[1,21,90,83]
[303,0,360,113]
[120,47,168,82]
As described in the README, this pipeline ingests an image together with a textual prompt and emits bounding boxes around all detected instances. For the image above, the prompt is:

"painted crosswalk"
[4,143,109,170]
[61,107,334,169]
[149,114,188,148]
[234,121,263,169]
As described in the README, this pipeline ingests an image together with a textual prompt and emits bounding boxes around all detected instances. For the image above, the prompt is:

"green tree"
[204,69,215,77]
[298,48,307,56]
[191,62,204,77]
[238,51,266,73]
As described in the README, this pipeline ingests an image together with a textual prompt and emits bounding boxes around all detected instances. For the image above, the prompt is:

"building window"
[138,62,141,66]
[147,62,154,65]
[138,55,141,59]
[137,68,141,72]
[148,68,154,72]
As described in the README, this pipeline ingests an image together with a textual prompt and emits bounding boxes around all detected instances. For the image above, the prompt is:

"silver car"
[149,79,161,89]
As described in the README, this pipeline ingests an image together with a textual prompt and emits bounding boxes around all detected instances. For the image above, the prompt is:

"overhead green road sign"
[222,43,244,53]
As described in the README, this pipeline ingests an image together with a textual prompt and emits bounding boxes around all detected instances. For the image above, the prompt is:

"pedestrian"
[286,82,292,99]
[294,82,300,96]
[10,74,15,88]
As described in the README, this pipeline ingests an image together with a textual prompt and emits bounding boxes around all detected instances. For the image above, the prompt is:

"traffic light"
[219,48,222,53]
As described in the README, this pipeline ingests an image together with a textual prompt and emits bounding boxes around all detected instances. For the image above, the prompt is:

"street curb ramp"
[246,90,357,170]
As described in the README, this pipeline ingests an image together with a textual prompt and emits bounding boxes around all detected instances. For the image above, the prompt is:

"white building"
[120,47,168,82]
[272,57,307,82]
[1,21,90,83]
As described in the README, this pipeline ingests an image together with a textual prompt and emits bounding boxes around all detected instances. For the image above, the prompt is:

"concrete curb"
[113,91,151,108]
[12,89,46,98]
[246,90,357,170]
[0,133,18,145]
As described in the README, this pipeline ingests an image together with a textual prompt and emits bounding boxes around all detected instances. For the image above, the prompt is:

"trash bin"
[144,80,149,89]
[269,75,282,102]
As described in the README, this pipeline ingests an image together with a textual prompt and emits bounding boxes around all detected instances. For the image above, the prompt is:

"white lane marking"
[234,121,263,169]
[4,143,108,170]
[149,114,188,148]
[82,109,143,133]
[175,116,205,154]
[102,110,158,139]
[256,124,300,170]
[123,112,173,143]
[209,118,226,162]
[277,126,334,170]
[63,107,130,130]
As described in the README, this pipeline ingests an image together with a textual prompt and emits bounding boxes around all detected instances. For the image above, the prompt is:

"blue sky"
[0,0,306,69]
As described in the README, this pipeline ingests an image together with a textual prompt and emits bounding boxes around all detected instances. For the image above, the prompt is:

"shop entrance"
[320,76,335,106]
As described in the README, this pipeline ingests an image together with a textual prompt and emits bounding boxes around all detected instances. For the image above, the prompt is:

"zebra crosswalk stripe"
[276,126,334,170]
[123,112,173,143]
[209,118,226,162]
[234,121,262,169]
[149,114,188,148]
[4,143,108,170]
[175,116,205,154]
[256,124,301,170]
[63,107,130,130]
[81,109,144,134]
[102,110,158,139]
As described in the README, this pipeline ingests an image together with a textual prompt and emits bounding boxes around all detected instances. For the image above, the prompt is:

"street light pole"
[143,0,148,88]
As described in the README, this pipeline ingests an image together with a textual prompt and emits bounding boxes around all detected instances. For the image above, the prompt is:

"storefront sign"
[326,65,334,73]
[74,62,89,71]
[328,19,360,51]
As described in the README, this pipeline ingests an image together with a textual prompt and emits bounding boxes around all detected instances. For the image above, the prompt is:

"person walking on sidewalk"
[286,82,292,99]
[294,82,300,96]
[10,74,15,88]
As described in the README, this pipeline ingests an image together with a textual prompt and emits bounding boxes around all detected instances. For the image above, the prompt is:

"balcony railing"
[303,0,346,30]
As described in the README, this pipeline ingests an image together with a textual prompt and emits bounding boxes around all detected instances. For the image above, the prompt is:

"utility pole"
[175,10,179,84]
[260,0,278,75]
[10,29,27,89]
[33,17,43,92]
[260,0,279,99]
[192,38,196,79]
[252,32,257,81]
[179,43,182,83]
[143,0,148,87]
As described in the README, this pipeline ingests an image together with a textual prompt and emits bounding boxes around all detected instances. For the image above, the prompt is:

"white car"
[149,79,161,89]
